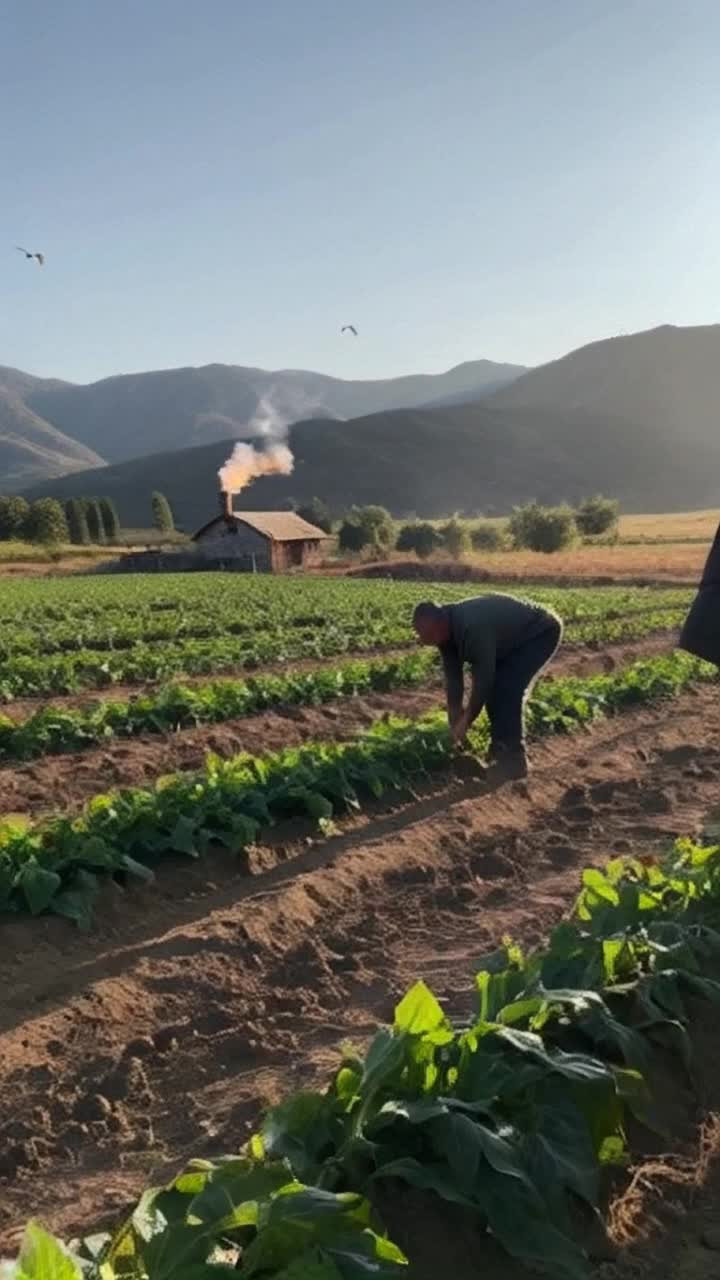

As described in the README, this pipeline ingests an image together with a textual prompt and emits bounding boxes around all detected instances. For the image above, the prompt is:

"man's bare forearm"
[441,646,464,724]
[466,669,491,725]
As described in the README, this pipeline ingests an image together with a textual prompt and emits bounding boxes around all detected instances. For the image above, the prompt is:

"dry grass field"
[617,508,720,542]
[466,541,708,581]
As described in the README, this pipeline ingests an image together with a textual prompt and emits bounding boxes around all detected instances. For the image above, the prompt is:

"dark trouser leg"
[486,620,563,755]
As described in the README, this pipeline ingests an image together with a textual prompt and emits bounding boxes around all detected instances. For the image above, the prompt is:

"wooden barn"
[192,494,329,572]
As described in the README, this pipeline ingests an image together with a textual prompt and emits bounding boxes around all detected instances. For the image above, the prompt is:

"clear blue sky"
[3,0,720,384]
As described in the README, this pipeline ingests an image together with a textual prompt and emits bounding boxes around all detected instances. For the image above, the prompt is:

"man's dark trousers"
[486,618,562,754]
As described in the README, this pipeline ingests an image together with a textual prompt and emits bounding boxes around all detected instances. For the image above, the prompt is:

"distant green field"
[0,572,692,700]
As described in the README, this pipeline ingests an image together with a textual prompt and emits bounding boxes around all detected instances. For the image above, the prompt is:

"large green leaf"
[524,1092,599,1209]
[359,1031,406,1103]
[482,1181,589,1280]
[371,1156,476,1207]
[16,1223,82,1280]
[262,1093,340,1183]
[427,1111,535,1192]
[393,982,447,1037]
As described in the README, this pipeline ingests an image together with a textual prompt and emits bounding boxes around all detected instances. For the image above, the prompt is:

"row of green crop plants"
[0,595,688,660]
[0,651,713,926]
[13,835,720,1279]
[0,574,693,630]
[0,607,685,702]
[0,609,687,760]
[0,597,686,662]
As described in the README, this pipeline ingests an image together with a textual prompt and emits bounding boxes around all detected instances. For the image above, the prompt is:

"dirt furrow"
[0,632,674,817]
[0,681,718,1249]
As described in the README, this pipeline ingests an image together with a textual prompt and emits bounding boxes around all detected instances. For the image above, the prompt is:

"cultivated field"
[2,570,720,1279]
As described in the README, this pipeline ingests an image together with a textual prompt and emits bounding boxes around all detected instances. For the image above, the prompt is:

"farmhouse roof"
[193,511,330,542]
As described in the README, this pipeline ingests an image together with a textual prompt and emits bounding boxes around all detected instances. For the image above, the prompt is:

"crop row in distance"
[0,651,714,925]
[0,606,686,702]
[13,837,720,1279]
[0,574,693,627]
[0,608,687,761]
[0,598,684,660]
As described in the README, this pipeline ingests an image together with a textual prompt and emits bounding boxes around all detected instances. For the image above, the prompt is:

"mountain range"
[10,323,720,524]
[0,357,525,490]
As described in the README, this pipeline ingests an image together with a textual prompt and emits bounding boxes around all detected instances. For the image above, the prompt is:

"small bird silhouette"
[16,246,44,265]
[341,324,358,336]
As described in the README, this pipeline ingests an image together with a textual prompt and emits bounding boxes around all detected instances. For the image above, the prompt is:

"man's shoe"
[486,748,529,782]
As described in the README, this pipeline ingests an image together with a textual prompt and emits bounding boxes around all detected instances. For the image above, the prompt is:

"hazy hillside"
[13,322,720,504]
[0,367,104,489]
[21,358,525,467]
[490,323,720,445]
[24,399,720,530]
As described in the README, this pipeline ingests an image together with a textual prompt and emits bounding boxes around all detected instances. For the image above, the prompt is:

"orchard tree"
[25,498,69,544]
[152,491,175,533]
[64,498,90,545]
[85,498,107,544]
[338,517,370,553]
[0,495,29,540]
[296,497,333,533]
[99,496,121,542]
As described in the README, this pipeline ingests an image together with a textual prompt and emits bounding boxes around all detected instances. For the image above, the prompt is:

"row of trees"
[0,490,176,546]
[325,494,619,559]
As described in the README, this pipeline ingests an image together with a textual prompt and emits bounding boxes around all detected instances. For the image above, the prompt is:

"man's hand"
[450,710,471,747]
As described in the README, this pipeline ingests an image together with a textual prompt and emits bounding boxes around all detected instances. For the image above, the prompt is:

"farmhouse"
[192,493,329,572]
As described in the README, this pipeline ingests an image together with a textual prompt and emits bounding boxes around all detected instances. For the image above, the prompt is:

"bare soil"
[1,677,720,1267]
[0,633,674,818]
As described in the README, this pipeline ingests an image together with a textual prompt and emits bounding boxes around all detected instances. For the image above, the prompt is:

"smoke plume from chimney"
[218,392,295,496]
[218,441,294,496]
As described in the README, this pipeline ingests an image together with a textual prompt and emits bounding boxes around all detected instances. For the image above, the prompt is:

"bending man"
[412,593,563,778]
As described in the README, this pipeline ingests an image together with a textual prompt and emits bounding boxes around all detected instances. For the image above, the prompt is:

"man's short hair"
[413,601,443,626]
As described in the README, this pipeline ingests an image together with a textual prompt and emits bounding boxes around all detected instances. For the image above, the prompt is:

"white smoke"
[218,391,295,496]
[218,440,294,495]
[246,392,291,441]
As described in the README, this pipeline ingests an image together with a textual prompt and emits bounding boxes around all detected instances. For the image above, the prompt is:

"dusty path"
[0,678,718,1249]
[0,632,674,816]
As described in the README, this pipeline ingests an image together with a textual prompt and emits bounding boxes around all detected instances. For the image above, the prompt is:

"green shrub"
[396,521,441,559]
[438,516,470,559]
[338,505,394,554]
[296,497,333,534]
[470,521,504,552]
[575,494,619,537]
[509,502,577,553]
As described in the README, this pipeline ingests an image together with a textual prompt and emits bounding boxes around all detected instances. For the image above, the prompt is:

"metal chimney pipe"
[219,489,233,522]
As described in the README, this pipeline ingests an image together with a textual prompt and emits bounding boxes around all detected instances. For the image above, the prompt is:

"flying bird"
[341,324,358,336]
[16,246,44,265]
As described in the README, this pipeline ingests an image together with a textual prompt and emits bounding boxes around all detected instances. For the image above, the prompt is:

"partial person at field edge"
[679,518,720,665]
